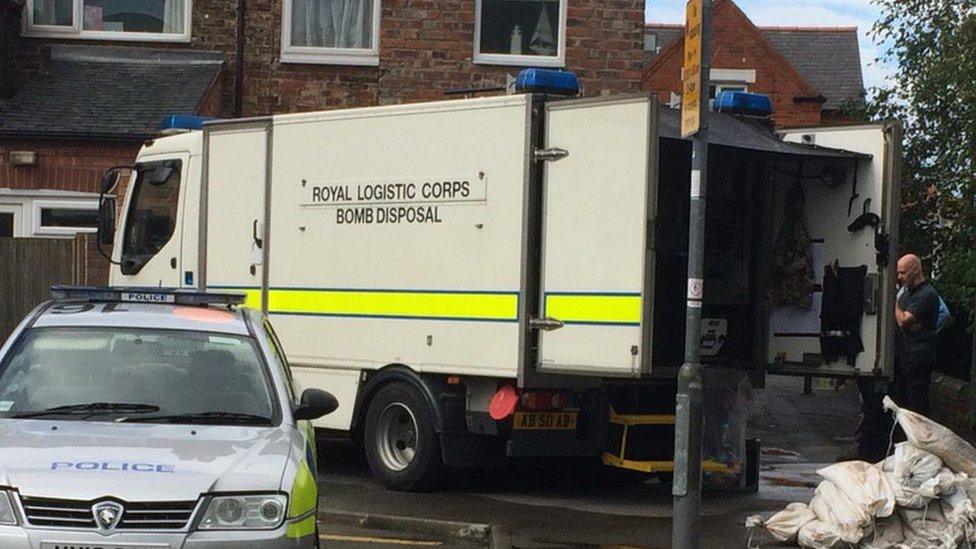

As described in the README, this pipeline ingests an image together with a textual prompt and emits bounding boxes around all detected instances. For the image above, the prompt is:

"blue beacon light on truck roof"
[713,91,773,116]
[515,69,581,96]
[160,114,216,131]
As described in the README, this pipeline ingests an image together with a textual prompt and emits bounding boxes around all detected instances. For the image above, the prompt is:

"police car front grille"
[22,497,97,528]
[21,497,197,530]
[118,500,197,530]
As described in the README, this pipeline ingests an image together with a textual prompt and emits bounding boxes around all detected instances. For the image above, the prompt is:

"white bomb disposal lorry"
[100,71,901,491]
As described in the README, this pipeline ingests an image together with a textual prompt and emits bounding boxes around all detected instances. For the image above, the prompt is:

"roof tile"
[0,46,224,140]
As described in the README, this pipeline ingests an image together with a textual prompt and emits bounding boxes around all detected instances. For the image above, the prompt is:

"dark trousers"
[856,359,933,462]
[893,355,932,417]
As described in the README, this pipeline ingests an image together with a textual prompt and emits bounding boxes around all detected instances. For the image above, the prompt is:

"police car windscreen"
[0,328,275,424]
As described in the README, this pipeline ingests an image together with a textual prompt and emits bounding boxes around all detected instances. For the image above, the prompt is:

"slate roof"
[644,24,864,110]
[0,45,224,140]
[762,28,864,110]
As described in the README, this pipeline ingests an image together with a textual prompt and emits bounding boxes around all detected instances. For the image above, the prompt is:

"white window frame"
[714,83,749,95]
[473,0,567,68]
[280,0,381,66]
[22,0,192,43]
[0,203,26,238]
[32,199,99,237]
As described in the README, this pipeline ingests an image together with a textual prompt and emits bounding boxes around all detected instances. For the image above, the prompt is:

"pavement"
[314,375,863,548]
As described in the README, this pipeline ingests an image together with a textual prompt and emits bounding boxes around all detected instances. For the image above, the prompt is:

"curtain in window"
[292,0,372,48]
[162,0,185,33]
[33,0,72,26]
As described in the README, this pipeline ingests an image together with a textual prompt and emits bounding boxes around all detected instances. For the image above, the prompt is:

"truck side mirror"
[294,388,339,421]
[100,168,120,194]
[98,197,116,246]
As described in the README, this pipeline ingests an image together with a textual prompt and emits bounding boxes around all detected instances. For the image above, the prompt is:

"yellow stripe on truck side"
[268,289,518,322]
[544,293,641,325]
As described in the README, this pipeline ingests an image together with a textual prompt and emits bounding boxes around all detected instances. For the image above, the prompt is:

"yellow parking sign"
[681,0,703,138]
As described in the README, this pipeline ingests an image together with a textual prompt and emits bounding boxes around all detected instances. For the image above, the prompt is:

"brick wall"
[0,139,140,193]
[10,0,644,117]
[642,0,824,128]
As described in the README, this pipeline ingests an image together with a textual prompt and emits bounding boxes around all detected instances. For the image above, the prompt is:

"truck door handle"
[530,317,565,331]
[252,219,263,249]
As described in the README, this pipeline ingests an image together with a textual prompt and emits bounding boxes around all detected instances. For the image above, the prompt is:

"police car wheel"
[364,381,441,491]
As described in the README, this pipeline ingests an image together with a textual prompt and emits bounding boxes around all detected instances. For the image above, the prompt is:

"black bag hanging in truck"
[820,263,867,365]
[768,184,815,309]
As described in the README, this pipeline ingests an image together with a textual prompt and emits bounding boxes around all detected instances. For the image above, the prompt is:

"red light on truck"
[489,385,518,420]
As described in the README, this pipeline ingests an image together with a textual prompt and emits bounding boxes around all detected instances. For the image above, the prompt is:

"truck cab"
[105,131,203,289]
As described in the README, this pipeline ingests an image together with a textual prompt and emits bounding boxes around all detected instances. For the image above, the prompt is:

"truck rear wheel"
[363,381,441,491]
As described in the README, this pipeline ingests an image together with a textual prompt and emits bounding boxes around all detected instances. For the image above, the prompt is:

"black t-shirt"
[896,280,939,363]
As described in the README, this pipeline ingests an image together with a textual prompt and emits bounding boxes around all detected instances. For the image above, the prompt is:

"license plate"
[41,541,170,549]
[513,411,578,430]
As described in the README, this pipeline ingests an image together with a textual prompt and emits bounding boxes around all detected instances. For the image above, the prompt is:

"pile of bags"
[746,397,976,548]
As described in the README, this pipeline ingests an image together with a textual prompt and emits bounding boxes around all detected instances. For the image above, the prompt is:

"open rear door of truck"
[771,123,901,378]
[537,95,658,378]
[200,119,272,309]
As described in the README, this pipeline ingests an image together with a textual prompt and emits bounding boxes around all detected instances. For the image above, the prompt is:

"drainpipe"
[235,0,245,117]
[0,1,22,100]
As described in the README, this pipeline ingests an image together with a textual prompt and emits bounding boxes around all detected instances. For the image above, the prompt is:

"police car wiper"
[11,402,160,419]
[126,411,272,425]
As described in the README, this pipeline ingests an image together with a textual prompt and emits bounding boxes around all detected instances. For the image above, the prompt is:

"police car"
[0,287,336,548]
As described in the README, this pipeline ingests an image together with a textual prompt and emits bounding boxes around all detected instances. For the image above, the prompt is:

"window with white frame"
[24,0,191,42]
[474,0,566,67]
[33,200,99,236]
[281,0,381,66]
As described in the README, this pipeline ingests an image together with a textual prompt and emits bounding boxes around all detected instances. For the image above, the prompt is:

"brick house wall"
[642,0,824,128]
[0,140,139,194]
[9,0,645,117]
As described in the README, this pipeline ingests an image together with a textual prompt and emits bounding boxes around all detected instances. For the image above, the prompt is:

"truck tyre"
[363,381,441,491]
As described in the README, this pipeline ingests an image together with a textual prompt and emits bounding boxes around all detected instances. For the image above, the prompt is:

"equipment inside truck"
[606,107,899,488]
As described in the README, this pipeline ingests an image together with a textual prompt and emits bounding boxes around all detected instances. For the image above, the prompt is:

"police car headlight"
[199,494,287,530]
[0,491,17,525]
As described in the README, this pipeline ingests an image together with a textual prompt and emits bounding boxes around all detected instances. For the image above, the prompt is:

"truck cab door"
[772,123,901,378]
[113,154,190,288]
[201,122,270,309]
[536,96,658,377]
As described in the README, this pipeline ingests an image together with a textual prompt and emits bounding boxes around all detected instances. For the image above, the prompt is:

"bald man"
[893,254,940,415]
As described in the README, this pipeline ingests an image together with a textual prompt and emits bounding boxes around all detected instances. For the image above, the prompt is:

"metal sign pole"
[673,1,711,548]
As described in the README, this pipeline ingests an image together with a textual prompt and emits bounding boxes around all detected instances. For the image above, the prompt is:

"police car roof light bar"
[50,286,247,307]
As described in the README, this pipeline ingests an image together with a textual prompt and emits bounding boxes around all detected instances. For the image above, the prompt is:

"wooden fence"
[0,237,85,344]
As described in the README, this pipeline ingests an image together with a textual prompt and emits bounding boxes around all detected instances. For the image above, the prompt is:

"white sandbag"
[884,396,976,477]
[859,513,905,549]
[746,502,817,543]
[938,470,976,526]
[935,467,968,496]
[797,519,843,549]
[893,442,943,487]
[817,461,895,518]
[941,487,975,523]
[877,454,896,472]
[886,472,939,509]
[901,503,964,548]
[808,480,872,544]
